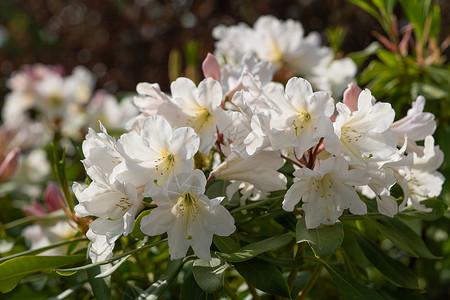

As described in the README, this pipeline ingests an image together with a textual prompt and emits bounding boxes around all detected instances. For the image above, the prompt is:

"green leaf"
[322,260,384,300]
[365,217,438,259]
[348,41,382,67]
[400,199,448,221]
[213,236,240,253]
[87,263,111,300]
[192,258,229,293]
[180,268,213,300]
[356,235,420,289]
[165,258,183,278]
[258,255,304,268]
[0,255,85,293]
[411,83,448,100]
[347,0,380,20]
[234,258,291,298]
[215,233,293,262]
[55,239,166,273]
[296,218,344,258]
[0,237,87,264]
[131,209,151,240]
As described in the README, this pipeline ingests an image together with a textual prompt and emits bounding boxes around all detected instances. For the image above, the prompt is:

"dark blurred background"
[0,0,449,101]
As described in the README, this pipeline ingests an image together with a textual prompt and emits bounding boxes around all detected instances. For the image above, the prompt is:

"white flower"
[116,115,199,189]
[140,170,235,261]
[82,122,123,176]
[22,220,77,256]
[323,89,398,164]
[253,16,328,72]
[283,156,370,229]
[73,165,144,245]
[211,148,287,195]
[397,135,444,212]
[86,229,115,263]
[265,77,335,156]
[308,56,357,97]
[390,96,436,155]
[170,77,224,154]
[212,23,256,66]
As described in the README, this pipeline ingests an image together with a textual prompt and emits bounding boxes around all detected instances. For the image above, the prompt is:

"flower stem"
[295,263,323,300]
[223,278,241,300]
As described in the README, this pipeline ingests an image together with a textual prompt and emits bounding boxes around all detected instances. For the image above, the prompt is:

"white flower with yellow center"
[283,156,370,229]
[265,77,334,156]
[140,170,235,261]
[115,115,200,190]
[324,89,398,164]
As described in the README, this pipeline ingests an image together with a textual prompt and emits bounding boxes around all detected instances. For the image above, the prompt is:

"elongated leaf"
[296,218,343,258]
[87,264,111,300]
[366,217,438,259]
[213,236,240,253]
[322,261,384,300]
[356,235,419,289]
[0,254,85,293]
[55,239,166,273]
[192,258,229,293]
[216,233,293,262]
[138,263,182,300]
[258,255,304,268]
[1,210,66,231]
[95,255,131,278]
[234,258,291,298]
[400,199,447,221]
[0,237,87,264]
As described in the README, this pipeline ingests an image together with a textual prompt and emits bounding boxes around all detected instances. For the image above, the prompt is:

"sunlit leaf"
[216,233,293,262]
[0,255,85,293]
[192,258,229,293]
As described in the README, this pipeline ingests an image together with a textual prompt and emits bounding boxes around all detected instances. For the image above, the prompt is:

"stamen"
[293,111,311,136]
[321,179,331,221]
[153,154,175,187]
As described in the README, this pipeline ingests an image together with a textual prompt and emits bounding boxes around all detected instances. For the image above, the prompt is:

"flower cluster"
[2,64,137,150]
[212,15,357,97]
[74,43,443,261]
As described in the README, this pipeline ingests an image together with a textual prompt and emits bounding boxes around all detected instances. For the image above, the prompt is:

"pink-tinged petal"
[44,182,64,212]
[22,199,47,217]
[0,148,20,182]
[202,53,221,82]
[342,82,362,112]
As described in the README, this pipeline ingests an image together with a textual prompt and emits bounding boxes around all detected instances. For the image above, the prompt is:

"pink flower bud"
[202,53,221,82]
[343,82,362,112]
[44,182,64,212]
[22,199,47,217]
[0,148,20,182]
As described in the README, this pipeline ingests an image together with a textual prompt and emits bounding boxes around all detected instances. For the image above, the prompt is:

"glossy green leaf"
[234,258,290,298]
[192,258,229,293]
[0,254,85,293]
[137,262,183,300]
[213,236,240,253]
[215,233,293,262]
[356,235,419,289]
[400,199,448,221]
[322,261,384,300]
[296,218,344,258]
[366,217,438,259]
[348,41,382,67]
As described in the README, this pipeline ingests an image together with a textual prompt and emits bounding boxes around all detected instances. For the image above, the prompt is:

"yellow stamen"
[293,111,311,136]
[154,154,175,187]
[321,179,331,222]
